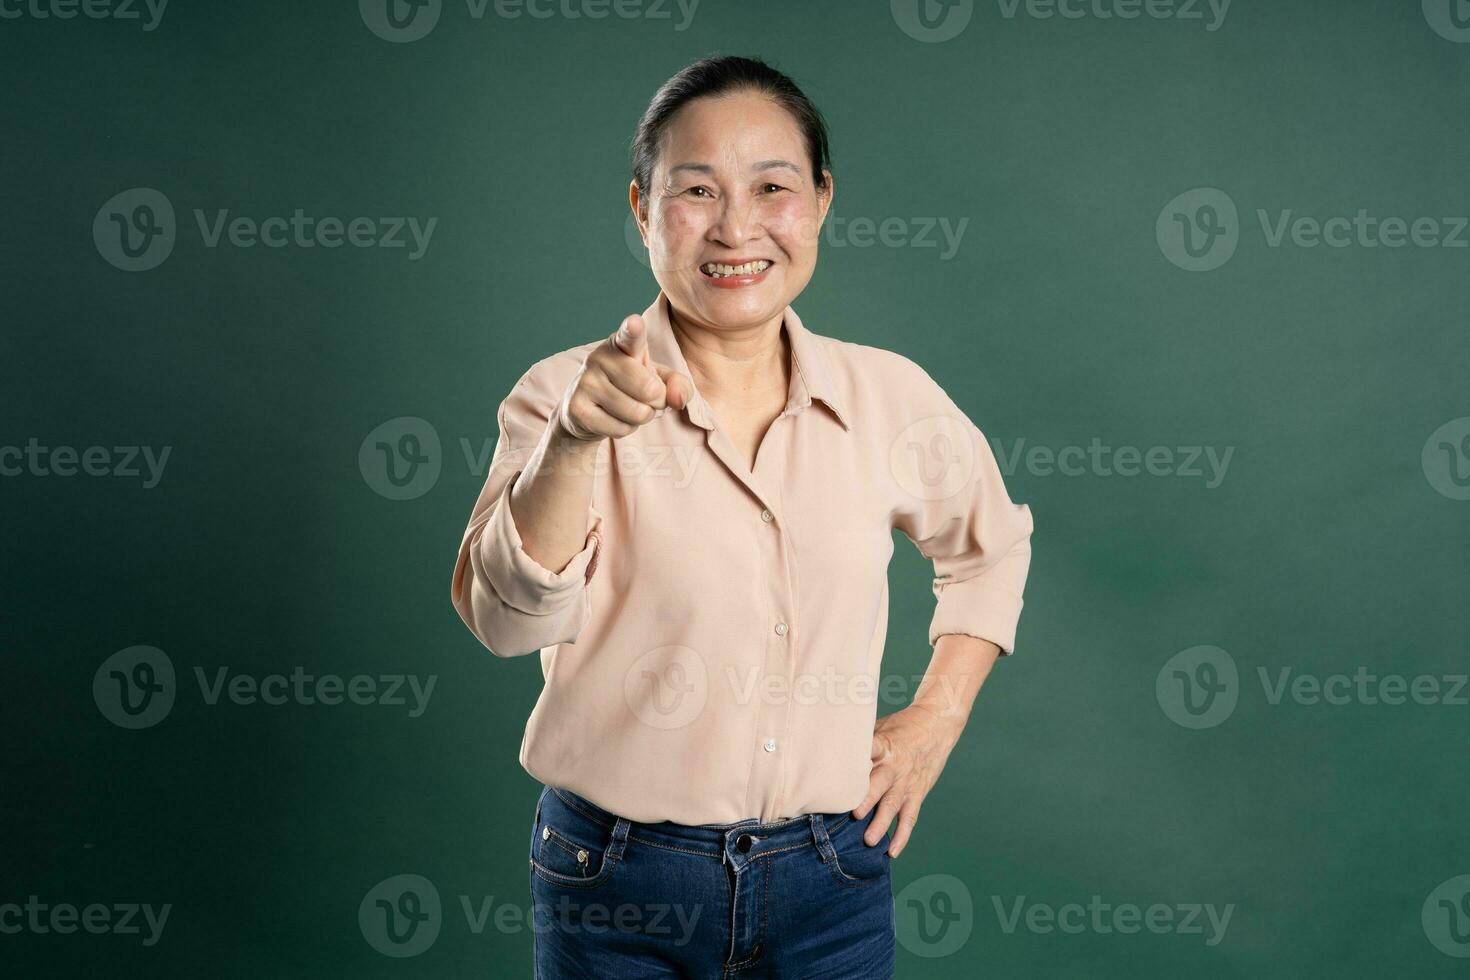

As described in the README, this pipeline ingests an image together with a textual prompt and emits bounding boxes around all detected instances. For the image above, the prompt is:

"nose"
[710,190,758,246]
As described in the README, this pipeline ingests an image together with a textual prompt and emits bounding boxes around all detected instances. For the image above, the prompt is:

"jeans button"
[736,833,755,854]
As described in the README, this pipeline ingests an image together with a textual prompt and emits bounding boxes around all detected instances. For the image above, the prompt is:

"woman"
[451,55,1034,979]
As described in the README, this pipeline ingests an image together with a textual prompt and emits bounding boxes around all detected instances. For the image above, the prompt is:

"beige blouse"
[451,290,1034,824]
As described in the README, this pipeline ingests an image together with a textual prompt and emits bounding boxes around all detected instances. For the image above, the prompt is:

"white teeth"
[702,260,771,278]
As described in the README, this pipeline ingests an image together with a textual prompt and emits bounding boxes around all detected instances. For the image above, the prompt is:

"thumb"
[612,314,650,366]
[652,362,693,411]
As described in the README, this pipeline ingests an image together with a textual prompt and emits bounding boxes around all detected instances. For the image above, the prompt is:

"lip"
[699,258,775,289]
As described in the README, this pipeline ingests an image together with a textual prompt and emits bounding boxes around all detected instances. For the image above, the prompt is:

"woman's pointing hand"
[557,314,693,442]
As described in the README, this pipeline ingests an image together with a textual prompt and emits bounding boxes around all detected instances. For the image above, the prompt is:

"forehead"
[656,91,805,172]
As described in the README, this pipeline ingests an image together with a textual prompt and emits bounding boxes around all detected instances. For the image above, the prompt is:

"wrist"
[909,701,968,746]
[548,411,604,451]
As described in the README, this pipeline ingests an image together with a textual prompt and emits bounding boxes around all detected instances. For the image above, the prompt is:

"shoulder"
[503,339,601,412]
[808,331,962,419]
[491,338,601,448]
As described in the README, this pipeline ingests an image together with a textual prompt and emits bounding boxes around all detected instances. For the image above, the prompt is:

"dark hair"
[631,55,832,219]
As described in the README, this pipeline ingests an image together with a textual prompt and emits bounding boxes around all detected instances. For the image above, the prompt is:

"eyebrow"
[667,159,803,178]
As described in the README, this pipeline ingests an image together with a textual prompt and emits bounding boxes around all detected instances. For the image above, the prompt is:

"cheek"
[766,198,823,252]
[657,203,708,247]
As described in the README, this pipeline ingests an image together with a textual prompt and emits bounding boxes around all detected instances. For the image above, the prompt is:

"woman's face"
[632,90,833,332]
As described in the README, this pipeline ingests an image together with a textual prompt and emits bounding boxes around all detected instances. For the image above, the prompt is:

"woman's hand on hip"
[852,704,965,859]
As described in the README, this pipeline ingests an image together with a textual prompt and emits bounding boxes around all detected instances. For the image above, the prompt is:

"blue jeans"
[528,784,896,978]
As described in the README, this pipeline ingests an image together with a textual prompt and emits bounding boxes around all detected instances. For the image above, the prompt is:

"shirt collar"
[639,289,851,433]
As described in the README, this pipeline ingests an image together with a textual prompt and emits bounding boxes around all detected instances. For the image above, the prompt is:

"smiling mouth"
[699,259,773,279]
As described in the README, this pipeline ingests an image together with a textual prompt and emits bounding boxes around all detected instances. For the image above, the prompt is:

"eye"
[762,183,787,193]
[686,186,712,198]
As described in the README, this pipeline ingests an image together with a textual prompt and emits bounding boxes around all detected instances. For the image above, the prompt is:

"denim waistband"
[546,785,859,862]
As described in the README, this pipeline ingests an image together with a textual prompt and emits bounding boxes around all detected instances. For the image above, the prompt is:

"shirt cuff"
[928,575,1025,655]
[480,471,601,615]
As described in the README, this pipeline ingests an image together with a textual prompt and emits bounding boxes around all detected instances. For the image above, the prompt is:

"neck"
[669,306,790,405]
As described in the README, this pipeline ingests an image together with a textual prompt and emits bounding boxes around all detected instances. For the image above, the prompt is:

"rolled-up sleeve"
[450,364,603,658]
[892,373,1034,655]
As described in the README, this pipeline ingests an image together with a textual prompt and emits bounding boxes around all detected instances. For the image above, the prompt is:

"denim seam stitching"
[628,835,720,858]
[551,789,615,829]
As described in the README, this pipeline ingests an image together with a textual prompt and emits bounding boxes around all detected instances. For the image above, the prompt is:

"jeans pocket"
[529,787,622,889]
[820,812,891,886]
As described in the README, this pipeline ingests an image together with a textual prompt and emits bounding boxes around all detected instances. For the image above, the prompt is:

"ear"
[815,170,835,228]
[628,180,648,246]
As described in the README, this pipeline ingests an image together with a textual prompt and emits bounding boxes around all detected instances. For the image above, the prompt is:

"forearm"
[908,633,1002,743]
[508,417,602,572]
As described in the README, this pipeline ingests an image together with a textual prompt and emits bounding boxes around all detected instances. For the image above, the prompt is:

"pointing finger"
[611,314,650,365]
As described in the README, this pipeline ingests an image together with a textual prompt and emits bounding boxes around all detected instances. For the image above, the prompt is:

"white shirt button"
[763,738,777,752]
[774,622,787,636]
[760,509,773,523]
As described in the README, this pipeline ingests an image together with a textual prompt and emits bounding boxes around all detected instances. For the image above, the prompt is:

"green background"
[3,0,1469,976]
